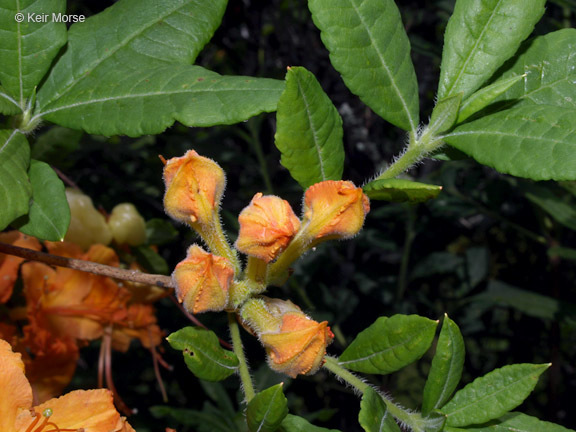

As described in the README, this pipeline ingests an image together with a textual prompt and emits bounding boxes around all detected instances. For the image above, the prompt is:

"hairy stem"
[228,312,256,402]
[0,242,173,288]
[323,356,427,431]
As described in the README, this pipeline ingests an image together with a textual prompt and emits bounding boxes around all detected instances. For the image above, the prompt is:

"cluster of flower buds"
[162,150,369,377]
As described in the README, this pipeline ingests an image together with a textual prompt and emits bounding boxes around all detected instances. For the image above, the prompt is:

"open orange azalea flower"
[0,338,134,432]
[22,243,131,342]
[0,231,41,304]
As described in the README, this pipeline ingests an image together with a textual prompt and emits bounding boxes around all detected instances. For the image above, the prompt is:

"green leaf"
[37,64,284,137]
[339,314,438,374]
[37,0,227,109]
[443,105,576,181]
[167,327,239,381]
[363,179,442,203]
[456,74,525,123]
[438,0,545,100]
[146,218,179,245]
[12,160,69,241]
[445,412,574,432]
[280,414,341,432]
[428,93,462,136]
[274,66,344,189]
[0,0,67,105]
[521,182,576,231]
[0,86,21,115]
[308,0,419,132]
[31,126,83,166]
[133,246,169,275]
[246,384,288,432]
[441,363,550,427]
[0,130,31,230]
[491,29,576,110]
[548,246,576,262]
[151,405,242,432]
[472,280,576,321]
[422,315,465,415]
[359,387,400,432]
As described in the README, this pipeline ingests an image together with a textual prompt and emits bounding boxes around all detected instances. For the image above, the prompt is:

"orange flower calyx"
[240,297,334,378]
[302,180,370,243]
[172,245,235,314]
[163,150,226,227]
[236,193,301,263]
[0,338,134,432]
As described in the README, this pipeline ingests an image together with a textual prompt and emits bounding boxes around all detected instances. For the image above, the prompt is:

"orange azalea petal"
[303,180,370,242]
[163,150,226,225]
[172,245,234,314]
[44,240,84,259]
[236,193,301,262]
[0,231,42,303]
[14,389,131,432]
[112,304,162,351]
[22,325,79,404]
[0,339,33,432]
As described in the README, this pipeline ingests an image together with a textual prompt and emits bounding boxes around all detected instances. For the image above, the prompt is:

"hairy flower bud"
[163,150,226,226]
[235,193,301,263]
[172,245,234,314]
[302,180,370,242]
[241,297,334,378]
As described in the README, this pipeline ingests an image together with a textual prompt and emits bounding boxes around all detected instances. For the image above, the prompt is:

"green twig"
[323,356,427,431]
[228,312,256,402]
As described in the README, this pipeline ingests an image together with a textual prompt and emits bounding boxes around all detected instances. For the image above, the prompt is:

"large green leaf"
[339,315,437,374]
[12,159,69,241]
[442,363,550,427]
[36,0,226,110]
[275,67,344,189]
[491,29,576,110]
[246,384,288,432]
[0,0,66,106]
[280,414,341,432]
[422,315,465,415]
[308,0,419,132]
[443,105,576,180]
[167,327,239,382]
[363,179,442,203]
[359,387,400,432]
[445,412,574,432]
[0,130,31,230]
[36,64,284,136]
[438,0,545,100]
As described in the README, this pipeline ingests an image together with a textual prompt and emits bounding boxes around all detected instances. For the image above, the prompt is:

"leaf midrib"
[35,84,283,119]
[347,0,416,133]
[444,368,541,420]
[339,331,423,366]
[295,74,327,181]
[444,0,504,97]
[38,1,189,110]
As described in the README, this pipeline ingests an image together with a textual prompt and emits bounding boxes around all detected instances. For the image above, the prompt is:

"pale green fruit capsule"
[65,188,112,250]
[108,203,147,246]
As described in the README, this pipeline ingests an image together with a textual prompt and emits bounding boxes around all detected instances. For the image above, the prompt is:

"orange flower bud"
[163,150,226,226]
[235,193,301,262]
[172,245,234,314]
[303,180,370,242]
[241,298,334,378]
